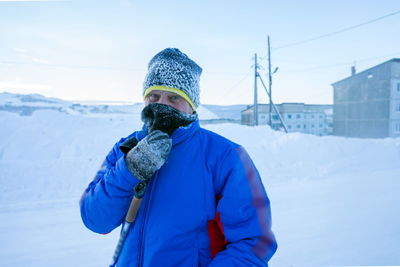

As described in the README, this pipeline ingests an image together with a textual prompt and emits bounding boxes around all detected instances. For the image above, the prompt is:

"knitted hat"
[143,48,202,110]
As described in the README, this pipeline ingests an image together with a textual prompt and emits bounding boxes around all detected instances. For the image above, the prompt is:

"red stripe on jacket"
[207,195,229,259]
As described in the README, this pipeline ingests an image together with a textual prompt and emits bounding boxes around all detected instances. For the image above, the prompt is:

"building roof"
[331,58,400,86]
[242,103,332,113]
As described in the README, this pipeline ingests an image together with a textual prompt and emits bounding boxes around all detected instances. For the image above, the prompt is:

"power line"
[268,51,400,74]
[0,60,250,77]
[274,9,400,50]
[213,70,252,104]
[0,60,145,72]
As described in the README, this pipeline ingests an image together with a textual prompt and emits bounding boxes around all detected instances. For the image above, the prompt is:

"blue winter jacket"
[80,120,277,266]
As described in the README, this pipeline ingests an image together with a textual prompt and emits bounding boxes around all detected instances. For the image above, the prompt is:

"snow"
[0,92,68,106]
[1,95,400,266]
[0,92,219,120]
[196,105,220,120]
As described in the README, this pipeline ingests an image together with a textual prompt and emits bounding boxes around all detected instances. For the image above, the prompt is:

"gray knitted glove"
[125,130,172,181]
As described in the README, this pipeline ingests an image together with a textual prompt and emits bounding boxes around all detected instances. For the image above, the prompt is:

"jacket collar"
[137,120,200,146]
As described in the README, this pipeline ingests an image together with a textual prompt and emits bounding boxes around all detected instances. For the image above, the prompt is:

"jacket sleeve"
[79,138,140,234]
[209,146,277,266]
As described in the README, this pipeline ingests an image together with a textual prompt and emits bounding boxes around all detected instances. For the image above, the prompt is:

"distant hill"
[203,104,248,121]
[0,92,221,120]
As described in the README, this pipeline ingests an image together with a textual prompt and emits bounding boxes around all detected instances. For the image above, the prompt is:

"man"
[80,48,277,266]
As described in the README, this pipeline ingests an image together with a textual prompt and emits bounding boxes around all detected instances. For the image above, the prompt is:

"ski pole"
[109,180,148,267]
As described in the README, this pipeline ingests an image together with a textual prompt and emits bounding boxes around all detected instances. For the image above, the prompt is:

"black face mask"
[141,103,198,136]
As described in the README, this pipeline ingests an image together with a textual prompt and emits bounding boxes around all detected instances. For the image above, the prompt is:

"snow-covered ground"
[0,92,220,120]
[1,96,400,266]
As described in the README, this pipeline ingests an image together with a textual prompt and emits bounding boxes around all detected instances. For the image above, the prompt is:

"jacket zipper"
[137,177,155,267]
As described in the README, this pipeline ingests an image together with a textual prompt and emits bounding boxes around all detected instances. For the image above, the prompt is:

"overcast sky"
[1,0,399,105]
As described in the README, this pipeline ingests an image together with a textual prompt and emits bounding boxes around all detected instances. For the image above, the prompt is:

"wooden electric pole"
[254,53,258,126]
[268,35,272,126]
[251,37,286,132]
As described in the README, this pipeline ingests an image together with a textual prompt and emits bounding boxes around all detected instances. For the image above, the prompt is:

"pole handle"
[125,196,143,223]
[109,181,147,265]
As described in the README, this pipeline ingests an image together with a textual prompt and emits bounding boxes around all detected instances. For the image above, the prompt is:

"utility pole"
[258,74,288,133]
[250,37,286,132]
[253,53,258,126]
[267,35,272,126]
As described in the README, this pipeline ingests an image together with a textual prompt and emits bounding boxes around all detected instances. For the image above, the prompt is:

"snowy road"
[1,168,399,267]
[0,200,119,267]
[269,169,400,267]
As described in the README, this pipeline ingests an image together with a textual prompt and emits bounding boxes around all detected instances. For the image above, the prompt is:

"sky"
[0,0,400,105]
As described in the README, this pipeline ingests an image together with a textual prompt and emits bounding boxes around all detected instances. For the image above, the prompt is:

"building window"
[319,115,323,119]
[297,124,301,129]
[396,103,400,112]
[287,114,292,119]
[319,124,323,128]
[311,115,314,119]
[304,124,307,129]
[311,124,314,128]
[261,115,266,119]
[272,114,279,120]
[397,83,400,92]
[296,114,301,119]
[395,123,400,133]
[288,125,292,129]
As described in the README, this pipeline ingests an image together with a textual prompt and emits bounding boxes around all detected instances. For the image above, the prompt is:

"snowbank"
[0,108,399,267]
